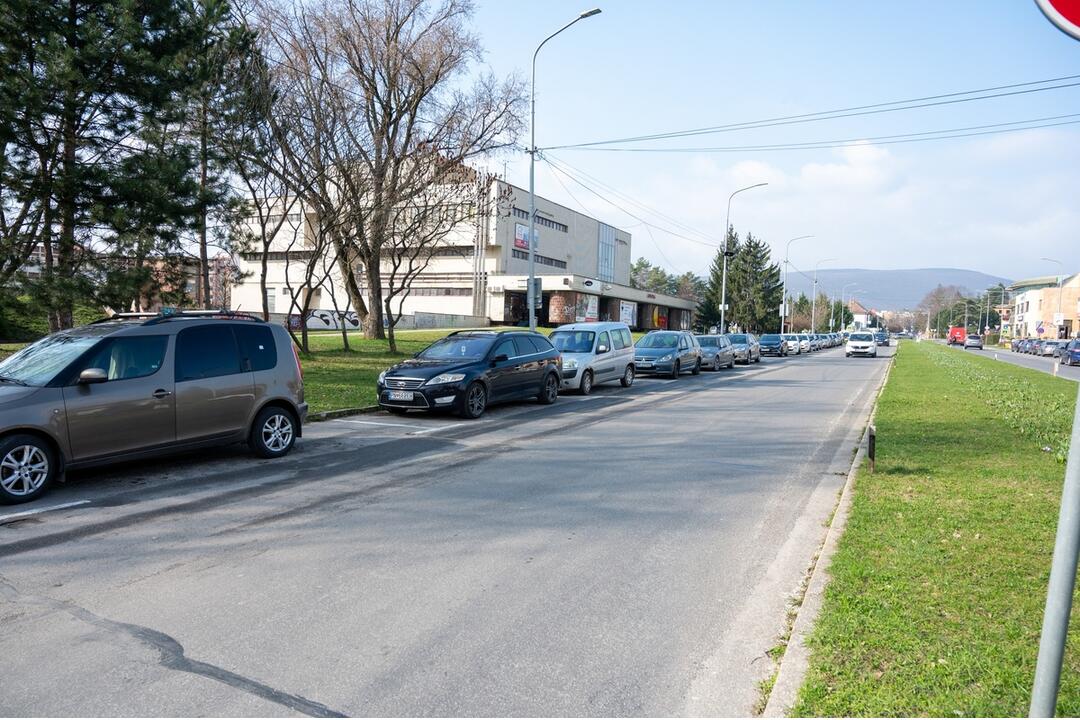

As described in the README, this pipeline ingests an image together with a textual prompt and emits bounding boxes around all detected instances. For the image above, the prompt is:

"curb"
[762,351,896,717]
[307,405,381,422]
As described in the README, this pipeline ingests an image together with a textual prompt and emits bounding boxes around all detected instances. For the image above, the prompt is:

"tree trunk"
[198,98,211,309]
[384,295,396,353]
[332,237,368,328]
[363,259,385,340]
[260,247,269,320]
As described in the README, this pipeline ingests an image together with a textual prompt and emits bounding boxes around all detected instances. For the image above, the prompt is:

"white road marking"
[0,500,91,523]
[409,423,466,435]
[336,419,428,430]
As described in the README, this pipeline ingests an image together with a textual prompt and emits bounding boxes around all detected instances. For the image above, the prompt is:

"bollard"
[868,424,876,473]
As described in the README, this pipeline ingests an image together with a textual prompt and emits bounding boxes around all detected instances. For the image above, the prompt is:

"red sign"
[1036,0,1080,40]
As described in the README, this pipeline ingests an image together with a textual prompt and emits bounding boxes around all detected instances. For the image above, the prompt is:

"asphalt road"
[0,345,892,717]
[972,345,1080,382]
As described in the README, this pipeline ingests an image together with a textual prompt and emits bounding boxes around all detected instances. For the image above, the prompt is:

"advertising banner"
[514,223,538,250]
[575,294,599,323]
[619,300,637,326]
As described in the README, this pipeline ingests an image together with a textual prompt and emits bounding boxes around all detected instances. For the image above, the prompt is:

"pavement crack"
[0,575,345,718]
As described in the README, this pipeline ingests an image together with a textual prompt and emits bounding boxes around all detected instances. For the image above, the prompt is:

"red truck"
[947,326,967,345]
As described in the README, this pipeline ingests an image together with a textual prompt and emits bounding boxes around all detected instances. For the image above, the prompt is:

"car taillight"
[291,343,303,380]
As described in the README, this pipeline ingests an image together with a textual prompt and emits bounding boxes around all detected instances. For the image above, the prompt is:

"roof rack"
[91,309,265,326]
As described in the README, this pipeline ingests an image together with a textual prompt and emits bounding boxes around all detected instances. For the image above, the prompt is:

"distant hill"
[781,268,1011,311]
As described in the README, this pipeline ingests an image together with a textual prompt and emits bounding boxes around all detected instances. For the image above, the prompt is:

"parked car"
[634,330,702,378]
[378,330,560,419]
[726,333,761,364]
[846,331,878,357]
[1010,338,1023,352]
[695,334,736,370]
[782,334,802,355]
[1061,339,1080,366]
[549,322,635,394]
[759,333,787,357]
[963,334,984,350]
[0,311,306,505]
[1039,340,1060,357]
[797,335,811,353]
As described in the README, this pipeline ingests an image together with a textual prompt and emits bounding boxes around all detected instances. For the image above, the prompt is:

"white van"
[549,322,636,394]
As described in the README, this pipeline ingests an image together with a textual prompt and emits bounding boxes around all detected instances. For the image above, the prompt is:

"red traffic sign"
[1036,0,1080,40]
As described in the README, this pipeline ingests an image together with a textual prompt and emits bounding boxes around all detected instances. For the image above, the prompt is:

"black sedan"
[758,333,787,357]
[378,331,561,419]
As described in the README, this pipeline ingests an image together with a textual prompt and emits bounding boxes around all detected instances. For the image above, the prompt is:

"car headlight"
[562,358,578,370]
[660,354,672,362]
[426,373,466,385]
[378,370,386,384]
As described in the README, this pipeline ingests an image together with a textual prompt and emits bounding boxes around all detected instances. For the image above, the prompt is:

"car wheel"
[0,434,56,505]
[754,353,760,363]
[459,381,487,419]
[846,352,851,357]
[670,361,681,379]
[250,406,297,459]
[727,357,735,369]
[691,359,701,375]
[580,369,594,395]
[713,357,721,371]
[538,373,559,405]
[621,364,635,387]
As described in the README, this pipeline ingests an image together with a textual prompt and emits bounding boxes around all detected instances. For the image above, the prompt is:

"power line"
[554,114,1080,154]
[545,74,1080,150]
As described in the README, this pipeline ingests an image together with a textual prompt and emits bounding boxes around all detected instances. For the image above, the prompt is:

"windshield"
[728,334,747,344]
[761,334,780,342]
[417,335,494,361]
[0,333,102,386]
[850,333,874,341]
[636,333,678,349]
[697,337,718,347]
[549,331,595,354]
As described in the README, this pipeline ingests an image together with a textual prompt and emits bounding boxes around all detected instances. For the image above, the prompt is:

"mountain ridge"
[781,267,1011,311]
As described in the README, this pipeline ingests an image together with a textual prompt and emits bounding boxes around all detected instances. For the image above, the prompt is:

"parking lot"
[0,343,893,716]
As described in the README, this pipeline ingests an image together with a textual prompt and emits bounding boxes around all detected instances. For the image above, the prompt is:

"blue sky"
[469,1,1080,284]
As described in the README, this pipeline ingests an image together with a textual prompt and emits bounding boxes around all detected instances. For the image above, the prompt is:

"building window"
[512,248,567,269]
[241,251,315,262]
[408,287,473,296]
[265,288,276,313]
[598,223,616,283]
[511,207,568,233]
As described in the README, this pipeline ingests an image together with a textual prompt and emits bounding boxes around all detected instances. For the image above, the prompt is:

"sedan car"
[695,334,736,370]
[964,334,984,350]
[846,331,878,357]
[1061,339,1080,366]
[634,330,702,378]
[759,334,787,357]
[377,330,560,419]
[726,333,760,364]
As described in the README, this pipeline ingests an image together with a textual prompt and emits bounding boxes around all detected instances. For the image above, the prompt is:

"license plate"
[636,362,653,368]
[388,390,414,402]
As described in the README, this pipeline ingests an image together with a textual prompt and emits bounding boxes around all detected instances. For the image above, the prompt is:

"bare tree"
[249,0,524,340]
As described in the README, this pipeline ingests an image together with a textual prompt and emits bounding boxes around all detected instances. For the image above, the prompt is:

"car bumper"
[847,346,876,355]
[559,367,582,389]
[297,402,309,424]
[761,346,783,355]
[634,359,675,374]
[377,382,463,411]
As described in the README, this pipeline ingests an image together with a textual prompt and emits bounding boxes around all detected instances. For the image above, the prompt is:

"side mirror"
[596,344,609,354]
[492,353,510,363]
[78,368,108,384]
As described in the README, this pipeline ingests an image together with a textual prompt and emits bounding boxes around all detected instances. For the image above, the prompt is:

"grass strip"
[794,341,1080,717]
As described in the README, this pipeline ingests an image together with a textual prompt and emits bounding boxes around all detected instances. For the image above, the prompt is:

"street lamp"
[719,182,768,332]
[1042,257,1064,339]
[780,235,813,333]
[810,257,837,333]
[840,282,860,332]
[527,8,602,331]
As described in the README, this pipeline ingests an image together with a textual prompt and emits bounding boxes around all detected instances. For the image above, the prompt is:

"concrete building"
[1010,273,1079,340]
[229,179,695,331]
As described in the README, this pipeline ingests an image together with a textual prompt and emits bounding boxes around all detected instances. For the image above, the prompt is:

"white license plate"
[388,390,414,402]
[636,361,653,368]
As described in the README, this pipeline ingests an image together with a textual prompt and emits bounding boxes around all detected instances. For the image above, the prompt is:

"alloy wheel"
[467,384,487,416]
[0,445,49,497]
[261,413,294,453]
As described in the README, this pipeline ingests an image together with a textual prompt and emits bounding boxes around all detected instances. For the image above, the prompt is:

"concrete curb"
[307,405,381,422]
[762,351,896,717]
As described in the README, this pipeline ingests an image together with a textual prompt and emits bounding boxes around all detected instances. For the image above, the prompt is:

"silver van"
[549,322,636,394]
[0,310,306,504]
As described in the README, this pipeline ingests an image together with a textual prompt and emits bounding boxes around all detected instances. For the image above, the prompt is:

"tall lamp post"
[527,8,602,331]
[1042,257,1064,339]
[780,235,813,333]
[719,182,767,332]
[810,257,837,333]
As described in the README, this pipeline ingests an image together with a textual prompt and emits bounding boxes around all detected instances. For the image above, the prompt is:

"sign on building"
[514,223,538,250]
[575,294,599,322]
[619,300,637,326]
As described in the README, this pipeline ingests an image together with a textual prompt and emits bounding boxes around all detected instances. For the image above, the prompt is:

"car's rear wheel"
[459,382,487,419]
[250,406,297,459]
[538,373,559,404]
[0,434,56,505]
[670,361,680,379]
[620,364,635,387]
[580,369,594,395]
[691,359,701,375]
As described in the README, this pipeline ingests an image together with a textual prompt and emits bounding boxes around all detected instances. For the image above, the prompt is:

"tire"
[670,361,681,379]
[459,381,487,419]
[0,434,57,505]
[846,352,851,357]
[620,364,635,387]
[754,353,761,363]
[727,357,735,369]
[712,357,721,371]
[249,406,297,459]
[580,369,594,396]
[691,359,701,375]
[538,373,559,405]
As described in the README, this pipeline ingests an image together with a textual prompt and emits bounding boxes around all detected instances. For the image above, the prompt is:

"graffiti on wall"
[288,310,361,330]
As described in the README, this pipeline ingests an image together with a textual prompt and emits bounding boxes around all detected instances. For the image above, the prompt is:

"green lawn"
[794,341,1080,716]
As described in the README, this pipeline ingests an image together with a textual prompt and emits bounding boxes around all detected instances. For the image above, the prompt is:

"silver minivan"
[549,322,636,394]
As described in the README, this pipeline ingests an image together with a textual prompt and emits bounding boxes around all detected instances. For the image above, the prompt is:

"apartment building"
[1010,273,1079,339]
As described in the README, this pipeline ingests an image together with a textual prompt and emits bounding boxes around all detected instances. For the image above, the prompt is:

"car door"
[513,335,546,395]
[61,334,175,461]
[609,328,632,377]
[174,324,256,443]
[676,333,692,370]
[486,337,520,401]
[592,330,616,380]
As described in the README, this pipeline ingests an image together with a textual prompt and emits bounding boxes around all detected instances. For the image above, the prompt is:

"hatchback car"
[0,311,306,504]
[846,331,878,357]
[874,331,889,346]
[964,334,984,350]
[782,334,802,354]
[633,330,702,378]
[378,330,560,418]
[695,334,736,370]
[726,333,761,364]
[758,334,787,357]
[1061,339,1080,366]
[549,322,635,394]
